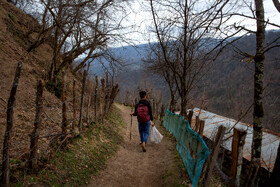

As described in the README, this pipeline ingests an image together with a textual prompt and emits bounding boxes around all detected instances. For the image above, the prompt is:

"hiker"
[130,91,154,152]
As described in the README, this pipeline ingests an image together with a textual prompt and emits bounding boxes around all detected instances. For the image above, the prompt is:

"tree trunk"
[250,0,265,185]
[180,96,187,118]
[252,0,265,168]
[1,62,22,186]
[29,80,44,171]
[170,93,176,113]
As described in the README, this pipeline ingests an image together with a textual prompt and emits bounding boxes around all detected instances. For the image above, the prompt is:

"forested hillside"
[96,31,280,132]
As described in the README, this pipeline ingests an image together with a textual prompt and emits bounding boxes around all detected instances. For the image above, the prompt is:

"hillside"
[0,4,191,186]
[0,0,74,162]
[97,31,280,132]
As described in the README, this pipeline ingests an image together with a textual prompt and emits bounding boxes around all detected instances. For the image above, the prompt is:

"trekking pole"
[130,105,133,141]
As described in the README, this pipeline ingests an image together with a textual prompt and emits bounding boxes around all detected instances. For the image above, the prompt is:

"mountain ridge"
[95,30,280,132]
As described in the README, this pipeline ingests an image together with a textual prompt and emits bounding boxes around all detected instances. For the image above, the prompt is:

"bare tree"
[145,47,178,112]
[148,0,242,117]
[250,0,265,177]
[23,0,129,87]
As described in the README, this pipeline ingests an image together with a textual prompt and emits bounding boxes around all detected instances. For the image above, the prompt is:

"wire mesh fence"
[0,64,119,185]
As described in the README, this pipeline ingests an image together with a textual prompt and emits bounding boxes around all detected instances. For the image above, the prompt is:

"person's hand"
[151,121,155,126]
[130,112,134,116]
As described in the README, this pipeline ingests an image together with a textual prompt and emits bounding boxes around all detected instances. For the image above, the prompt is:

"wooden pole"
[108,84,119,109]
[72,79,76,130]
[94,76,99,122]
[61,70,68,134]
[130,104,133,141]
[78,70,87,130]
[86,94,91,126]
[28,80,44,171]
[187,110,193,127]
[198,120,205,137]
[103,81,109,117]
[203,125,226,187]
[229,128,247,187]
[1,62,22,186]
[195,116,200,132]
[100,78,105,122]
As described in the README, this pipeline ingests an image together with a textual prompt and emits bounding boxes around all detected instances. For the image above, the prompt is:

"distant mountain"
[88,43,150,76]
[88,30,280,132]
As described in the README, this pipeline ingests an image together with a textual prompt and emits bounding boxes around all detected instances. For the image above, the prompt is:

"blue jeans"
[138,121,151,144]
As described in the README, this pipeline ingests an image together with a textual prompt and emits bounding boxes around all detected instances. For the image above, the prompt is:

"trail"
[88,103,180,187]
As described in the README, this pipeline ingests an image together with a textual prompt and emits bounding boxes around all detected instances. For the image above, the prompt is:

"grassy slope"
[14,106,125,186]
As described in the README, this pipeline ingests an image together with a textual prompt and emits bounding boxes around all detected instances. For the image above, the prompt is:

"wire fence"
[0,64,119,185]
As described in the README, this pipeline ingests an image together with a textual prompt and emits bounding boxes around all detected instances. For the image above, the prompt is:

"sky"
[123,0,280,45]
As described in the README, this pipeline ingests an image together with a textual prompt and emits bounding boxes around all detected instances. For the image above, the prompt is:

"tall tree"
[251,0,265,170]
[148,0,242,116]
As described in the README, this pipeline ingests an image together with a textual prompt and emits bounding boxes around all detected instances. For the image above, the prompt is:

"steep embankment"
[0,1,69,161]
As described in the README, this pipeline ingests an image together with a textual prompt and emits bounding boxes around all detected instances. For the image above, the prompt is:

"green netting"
[163,110,209,187]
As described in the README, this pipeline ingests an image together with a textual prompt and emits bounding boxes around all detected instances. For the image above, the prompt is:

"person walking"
[130,91,154,152]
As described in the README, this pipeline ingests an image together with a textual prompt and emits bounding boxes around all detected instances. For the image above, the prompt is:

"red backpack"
[137,104,150,123]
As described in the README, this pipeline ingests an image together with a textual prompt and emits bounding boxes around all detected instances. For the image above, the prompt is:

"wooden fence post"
[187,110,193,127]
[29,80,44,171]
[108,84,119,110]
[86,94,91,126]
[78,70,87,130]
[198,120,205,137]
[103,82,109,117]
[61,70,68,134]
[100,78,105,122]
[195,116,200,132]
[229,128,247,187]
[1,62,22,186]
[94,76,99,122]
[203,125,226,187]
[72,79,76,130]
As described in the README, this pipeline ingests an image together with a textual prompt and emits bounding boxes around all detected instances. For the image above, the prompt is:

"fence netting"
[163,110,210,187]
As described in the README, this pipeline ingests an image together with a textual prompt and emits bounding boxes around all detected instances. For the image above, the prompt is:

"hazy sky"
[123,0,280,45]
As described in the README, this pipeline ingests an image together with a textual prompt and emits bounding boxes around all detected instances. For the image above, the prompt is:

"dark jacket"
[133,99,153,121]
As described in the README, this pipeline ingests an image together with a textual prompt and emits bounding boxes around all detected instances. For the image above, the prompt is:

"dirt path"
[88,103,180,187]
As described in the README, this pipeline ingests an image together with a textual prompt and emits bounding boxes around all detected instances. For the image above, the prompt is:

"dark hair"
[139,91,146,99]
